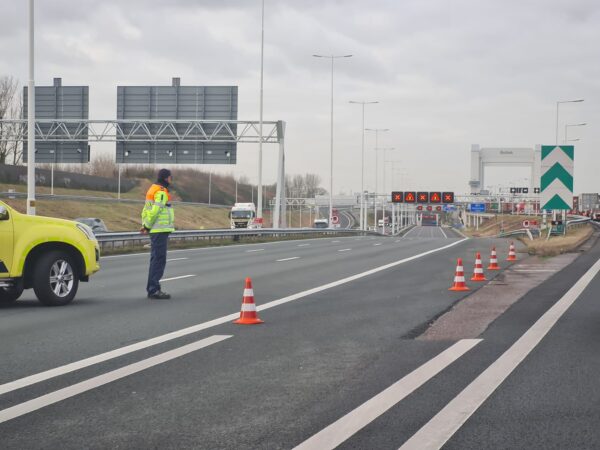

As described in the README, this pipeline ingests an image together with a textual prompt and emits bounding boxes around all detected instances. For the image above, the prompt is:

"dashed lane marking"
[298,244,310,247]
[160,274,196,282]
[0,335,232,424]
[338,249,352,252]
[277,257,300,262]
[0,238,467,397]
[166,257,189,262]
[294,339,482,450]
[399,256,600,450]
[246,249,265,253]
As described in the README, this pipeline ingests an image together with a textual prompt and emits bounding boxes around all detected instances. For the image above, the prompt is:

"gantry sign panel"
[391,191,455,204]
[116,79,238,164]
[23,78,89,163]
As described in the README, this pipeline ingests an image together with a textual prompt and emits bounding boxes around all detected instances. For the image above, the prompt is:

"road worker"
[141,168,175,299]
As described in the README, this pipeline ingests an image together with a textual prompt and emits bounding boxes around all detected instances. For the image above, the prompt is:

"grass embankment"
[519,224,594,256]
[0,182,145,200]
[463,214,539,237]
[2,198,230,231]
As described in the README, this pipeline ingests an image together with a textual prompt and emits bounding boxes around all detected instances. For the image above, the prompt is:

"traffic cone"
[233,277,264,325]
[471,252,487,281]
[507,242,517,261]
[449,258,470,291]
[487,247,500,270]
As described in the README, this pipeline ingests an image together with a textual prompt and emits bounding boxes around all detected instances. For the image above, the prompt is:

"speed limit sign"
[331,215,339,225]
[523,220,530,228]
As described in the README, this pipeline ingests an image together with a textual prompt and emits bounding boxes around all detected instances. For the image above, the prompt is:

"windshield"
[231,210,253,219]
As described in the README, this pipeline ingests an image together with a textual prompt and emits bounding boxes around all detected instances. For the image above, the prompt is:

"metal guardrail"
[96,228,378,251]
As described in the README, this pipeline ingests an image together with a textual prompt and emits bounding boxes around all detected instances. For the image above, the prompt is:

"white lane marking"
[294,339,482,450]
[513,269,556,273]
[297,243,310,247]
[246,249,265,253]
[160,274,196,282]
[277,257,300,262]
[399,257,600,450]
[338,248,352,252]
[331,240,340,243]
[373,243,382,246]
[0,238,467,397]
[452,227,469,239]
[0,335,232,425]
[439,227,448,239]
[166,257,189,262]
[403,227,415,238]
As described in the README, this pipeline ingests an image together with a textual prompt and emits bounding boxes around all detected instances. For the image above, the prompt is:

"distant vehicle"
[229,203,259,229]
[314,219,329,228]
[75,218,109,234]
[378,217,391,228]
[0,201,100,306]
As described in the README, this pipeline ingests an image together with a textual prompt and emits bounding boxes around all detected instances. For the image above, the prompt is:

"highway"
[1,227,600,449]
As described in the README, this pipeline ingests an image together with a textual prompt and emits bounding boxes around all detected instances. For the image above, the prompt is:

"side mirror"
[0,206,9,221]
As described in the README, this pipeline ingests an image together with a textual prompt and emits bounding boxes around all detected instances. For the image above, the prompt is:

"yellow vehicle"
[0,201,100,306]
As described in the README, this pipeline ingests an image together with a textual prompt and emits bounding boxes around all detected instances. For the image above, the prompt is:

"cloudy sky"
[1,0,598,195]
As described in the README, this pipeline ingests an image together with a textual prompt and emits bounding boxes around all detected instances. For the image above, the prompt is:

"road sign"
[417,192,429,203]
[435,206,442,211]
[541,145,574,210]
[442,192,454,203]
[443,204,456,212]
[391,191,403,203]
[404,192,416,203]
[331,215,339,225]
[416,205,423,211]
[426,205,433,211]
[469,203,486,213]
[523,220,530,228]
[429,192,441,203]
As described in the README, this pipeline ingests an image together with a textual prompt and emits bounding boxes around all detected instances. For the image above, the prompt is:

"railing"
[96,228,378,251]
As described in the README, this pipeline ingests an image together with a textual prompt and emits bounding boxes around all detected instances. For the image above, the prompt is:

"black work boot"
[148,290,171,300]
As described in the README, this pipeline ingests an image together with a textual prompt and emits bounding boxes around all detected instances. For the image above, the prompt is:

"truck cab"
[230,203,259,229]
[0,201,100,306]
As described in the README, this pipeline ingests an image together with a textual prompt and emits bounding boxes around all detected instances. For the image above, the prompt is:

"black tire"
[0,281,24,305]
[33,251,79,306]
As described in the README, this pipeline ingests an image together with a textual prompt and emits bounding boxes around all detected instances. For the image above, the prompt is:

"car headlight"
[76,223,97,240]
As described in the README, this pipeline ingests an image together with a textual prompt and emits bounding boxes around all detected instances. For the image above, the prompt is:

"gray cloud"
[0,0,598,194]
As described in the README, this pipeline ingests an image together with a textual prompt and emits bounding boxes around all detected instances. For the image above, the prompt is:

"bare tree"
[0,76,23,165]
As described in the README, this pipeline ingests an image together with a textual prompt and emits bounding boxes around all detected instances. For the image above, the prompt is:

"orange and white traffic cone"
[233,277,264,325]
[471,252,487,281]
[487,246,500,270]
[449,258,470,291]
[507,242,517,261]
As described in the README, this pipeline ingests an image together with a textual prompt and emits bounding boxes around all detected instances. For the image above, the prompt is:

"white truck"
[229,203,260,229]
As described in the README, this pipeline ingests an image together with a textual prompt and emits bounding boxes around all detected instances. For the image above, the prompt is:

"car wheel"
[0,281,24,305]
[33,251,79,306]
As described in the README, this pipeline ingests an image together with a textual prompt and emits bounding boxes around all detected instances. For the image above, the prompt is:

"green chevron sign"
[540,145,574,210]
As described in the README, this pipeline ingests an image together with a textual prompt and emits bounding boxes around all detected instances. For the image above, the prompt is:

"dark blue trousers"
[146,232,170,295]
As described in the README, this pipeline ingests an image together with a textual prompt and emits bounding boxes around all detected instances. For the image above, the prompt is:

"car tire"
[33,251,79,306]
[0,281,24,305]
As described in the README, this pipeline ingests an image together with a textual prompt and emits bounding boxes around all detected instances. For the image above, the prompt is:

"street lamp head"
[312,54,324,58]
[559,98,585,103]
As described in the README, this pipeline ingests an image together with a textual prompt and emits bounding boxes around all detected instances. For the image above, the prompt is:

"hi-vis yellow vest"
[142,184,175,233]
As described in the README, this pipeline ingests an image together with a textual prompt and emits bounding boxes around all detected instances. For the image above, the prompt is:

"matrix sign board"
[417,192,429,203]
[391,191,455,204]
[23,78,89,163]
[541,145,574,210]
[116,79,238,164]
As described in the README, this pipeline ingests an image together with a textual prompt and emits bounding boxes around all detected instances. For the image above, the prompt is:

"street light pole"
[564,122,587,144]
[555,99,584,144]
[365,128,389,231]
[257,0,265,223]
[313,53,353,227]
[349,100,378,231]
[27,0,36,215]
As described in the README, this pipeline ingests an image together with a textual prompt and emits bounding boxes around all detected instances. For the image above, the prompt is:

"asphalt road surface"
[1,227,599,449]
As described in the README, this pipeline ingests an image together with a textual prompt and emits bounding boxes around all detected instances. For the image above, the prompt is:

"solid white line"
[338,248,351,252]
[160,274,196,282]
[452,227,469,239]
[399,257,600,450]
[294,339,482,450]
[246,249,265,253]
[403,227,415,238]
[0,237,467,397]
[439,227,448,239]
[513,269,555,273]
[277,257,300,262]
[166,257,189,262]
[0,335,232,424]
